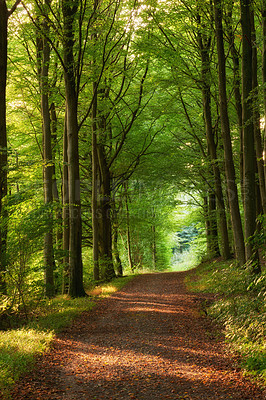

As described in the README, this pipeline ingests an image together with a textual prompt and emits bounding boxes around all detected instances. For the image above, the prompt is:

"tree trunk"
[97,143,116,280]
[208,191,220,257]
[251,11,266,215]
[214,0,246,266]
[198,33,230,259]
[112,219,123,277]
[40,3,55,297]
[240,0,260,272]
[62,0,85,296]
[125,183,134,272]
[92,82,100,281]
[225,3,244,203]
[263,0,266,195]
[62,109,70,294]
[203,196,212,255]
[151,223,156,270]
[196,8,230,260]
[0,1,8,294]
[50,102,63,248]
[90,0,115,282]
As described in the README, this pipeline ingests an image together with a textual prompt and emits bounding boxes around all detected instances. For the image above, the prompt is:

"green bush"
[187,260,266,384]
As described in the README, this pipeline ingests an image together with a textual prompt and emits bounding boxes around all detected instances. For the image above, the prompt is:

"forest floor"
[8,271,265,400]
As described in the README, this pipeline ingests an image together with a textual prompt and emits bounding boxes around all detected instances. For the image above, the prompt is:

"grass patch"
[0,328,53,398]
[186,259,266,386]
[0,275,134,398]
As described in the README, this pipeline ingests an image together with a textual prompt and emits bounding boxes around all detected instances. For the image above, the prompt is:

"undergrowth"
[0,275,134,399]
[186,258,266,385]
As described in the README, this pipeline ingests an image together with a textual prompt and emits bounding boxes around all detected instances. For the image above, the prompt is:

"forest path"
[11,271,264,400]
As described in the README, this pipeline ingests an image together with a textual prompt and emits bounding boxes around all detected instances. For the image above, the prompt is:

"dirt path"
[10,272,265,400]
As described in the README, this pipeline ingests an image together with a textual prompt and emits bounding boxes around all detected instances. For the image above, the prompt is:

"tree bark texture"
[262,0,266,194]
[92,82,100,281]
[251,12,266,215]
[151,223,157,270]
[262,0,266,198]
[62,0,85,296]
[62,110,70,294]
[225,3,245,204]
[214,0,246,266]
[208,191,220,257]
[240,0,260,271]
[125,183,134,272]
[0,0,8,294]
[97,143,116,280]
[197,25,230,260]
[112,219,123,277]
[50,102,63,248]
[203,194,219,257]
[40,2,55,298]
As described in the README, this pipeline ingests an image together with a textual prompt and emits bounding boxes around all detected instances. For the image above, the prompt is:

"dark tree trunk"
[112,219,123,277]
[203,196,212,256]
[0,1,8,294]
[240,0,260,272]
[97,143,116,281]
[203,194,219,257]
[50,102,63,248]
[91,107,116,281]
[198,31,230,259]
[263,0,266,193]
[208,191,220,257]
[214,0,246,266]
[125,183,134,272]
[225,3,244,203]
[40,3,55,298]
[203,65,230,260]
[92,82,100,281]
[62,0,85,296]
[62,110,70,294]
[251,13,266,215]
[151,224,156,270]
[90,0,115,282]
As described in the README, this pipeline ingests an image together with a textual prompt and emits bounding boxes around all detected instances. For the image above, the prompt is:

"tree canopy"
[0,0,265,310]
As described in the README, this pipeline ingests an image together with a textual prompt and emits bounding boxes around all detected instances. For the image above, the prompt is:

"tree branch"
[8,0,22,17]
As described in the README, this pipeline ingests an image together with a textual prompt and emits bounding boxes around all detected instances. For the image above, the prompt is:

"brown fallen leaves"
[7,272,265,400]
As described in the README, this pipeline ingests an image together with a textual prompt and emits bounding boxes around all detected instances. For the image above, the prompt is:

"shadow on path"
[10,272,265,400]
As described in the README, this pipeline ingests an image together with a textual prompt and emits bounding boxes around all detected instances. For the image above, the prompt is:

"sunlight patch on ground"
[63,343,229,386]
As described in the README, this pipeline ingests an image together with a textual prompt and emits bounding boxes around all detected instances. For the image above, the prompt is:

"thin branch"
[8,0,22,17]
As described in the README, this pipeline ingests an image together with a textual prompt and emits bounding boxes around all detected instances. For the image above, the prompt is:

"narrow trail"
[10,272,264,400]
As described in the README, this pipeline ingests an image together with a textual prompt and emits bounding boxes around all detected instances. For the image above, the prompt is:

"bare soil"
[9,271,265,400]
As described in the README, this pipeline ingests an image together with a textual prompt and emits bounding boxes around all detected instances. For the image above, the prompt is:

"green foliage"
[1,195,59,318]
[187,260,266,383]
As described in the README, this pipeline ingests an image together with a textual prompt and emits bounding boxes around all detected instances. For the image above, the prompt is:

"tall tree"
[214,0,246,266]
[0,0,8,294]
[263,0,266,191]
[240,0,260,271]
[38,0,55,298]
[196,6,230,259]
[224,2,244,203]
[124,182,134,272]
[62,109,70,293]
[62,0,86,296]
[92,82,100,281]
[250,10,266,215]
[0,0,22,294]
[89,0,150,280]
